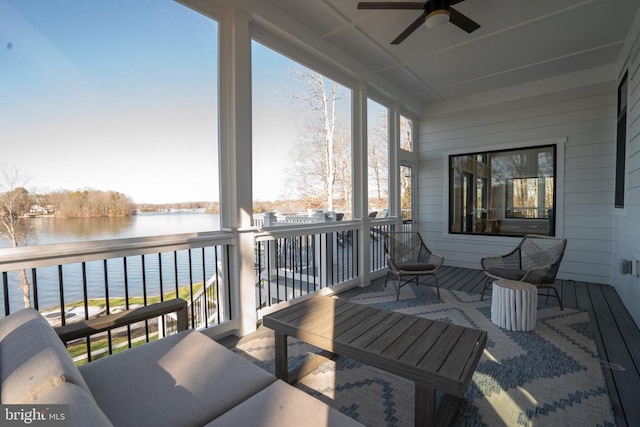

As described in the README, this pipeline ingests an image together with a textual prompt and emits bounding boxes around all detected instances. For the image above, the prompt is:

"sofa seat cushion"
[33,382,113,427]
[79,330,275,427]
[208,380,363,427]
[0,308,92,403]
[396,262,437,272]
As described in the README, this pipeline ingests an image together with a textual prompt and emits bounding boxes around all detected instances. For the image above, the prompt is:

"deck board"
[343,267,640,427]
[590,284,640,427]
[559,279,577,309]
[585,283,638,427]
[224,266,640,427]
[601,285,640,371]
[441,270,640,427]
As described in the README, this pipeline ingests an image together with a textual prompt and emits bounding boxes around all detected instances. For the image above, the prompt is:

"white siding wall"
[417,82,617,285]
[613,9,640,327]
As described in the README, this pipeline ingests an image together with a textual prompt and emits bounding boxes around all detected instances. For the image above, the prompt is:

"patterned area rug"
[234,284,615,426]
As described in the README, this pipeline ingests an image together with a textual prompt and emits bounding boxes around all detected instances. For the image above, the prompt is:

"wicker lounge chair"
[384,231,444,300]
[481,234,567,309]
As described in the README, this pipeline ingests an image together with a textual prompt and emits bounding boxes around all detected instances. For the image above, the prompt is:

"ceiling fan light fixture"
[424,9,449,28]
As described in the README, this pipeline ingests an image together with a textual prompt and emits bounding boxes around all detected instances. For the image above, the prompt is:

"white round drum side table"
[490,279,538,331]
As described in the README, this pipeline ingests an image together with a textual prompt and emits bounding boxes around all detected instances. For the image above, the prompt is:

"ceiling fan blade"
[391,11,427,44]
[449,7,480,33]
[449,0,466,5]
[358,2,425,10]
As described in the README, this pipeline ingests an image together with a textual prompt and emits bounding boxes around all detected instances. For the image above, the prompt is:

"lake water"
[22,211,221,246]
[2,212,222,311]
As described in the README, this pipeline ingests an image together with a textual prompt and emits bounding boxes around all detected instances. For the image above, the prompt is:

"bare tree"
[400,166,412,221]
[288,67,343,212]
[400,116,413,151]
[332,126,352,215]
[0,169,34,308]
[369,111,389,201]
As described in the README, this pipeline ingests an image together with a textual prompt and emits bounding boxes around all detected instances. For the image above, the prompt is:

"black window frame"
[615,71,628,208]
[448,144,557,237]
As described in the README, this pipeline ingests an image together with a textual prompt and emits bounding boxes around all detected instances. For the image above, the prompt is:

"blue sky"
[1,0,378,204]
[1,0,220,203]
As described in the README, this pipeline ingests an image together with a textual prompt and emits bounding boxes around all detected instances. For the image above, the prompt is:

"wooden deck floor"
[406,266,640,427]
[226,266,640,426]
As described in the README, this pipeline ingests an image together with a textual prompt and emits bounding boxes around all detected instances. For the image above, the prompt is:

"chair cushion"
[79,330,276,427]
[208,380,363,427]
[0,308,93,403]
[33,382,113,427]
[397,262,436,272]
[486,267,526,281]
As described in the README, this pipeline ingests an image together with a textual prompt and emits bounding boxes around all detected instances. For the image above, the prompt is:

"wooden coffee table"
[263,296,487,427]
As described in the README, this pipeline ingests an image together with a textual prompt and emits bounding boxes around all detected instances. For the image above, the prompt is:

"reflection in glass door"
[461,172,473,232]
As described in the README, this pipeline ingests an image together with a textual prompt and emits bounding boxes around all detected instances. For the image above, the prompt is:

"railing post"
[227,229,258,336]
[313,211,327,223]
[268,239,277,281]
[312,212,334,288]
[262,214,279,284]
[263,212,276,227]
[326,232,334,287]
[360,218,372,287]
[315,233,332,288]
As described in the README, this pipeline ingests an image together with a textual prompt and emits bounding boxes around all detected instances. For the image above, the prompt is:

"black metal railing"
[255,223,359,311]
[1,217,412,363]
[0,232,233,363]
[370,219,396,272]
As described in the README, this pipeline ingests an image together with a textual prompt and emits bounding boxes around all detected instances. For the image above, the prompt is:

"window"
[400,115,413,151]
[251,41,352,217]
[2,0,220,242]
[400,165,413,221]
[367,99,389,216]
[615,72,627,208]
[449,145,556,237]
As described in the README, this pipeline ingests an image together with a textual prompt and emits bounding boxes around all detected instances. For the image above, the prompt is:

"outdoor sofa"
[0,299,361,427]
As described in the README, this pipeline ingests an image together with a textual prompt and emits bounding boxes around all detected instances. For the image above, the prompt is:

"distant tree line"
[34,192,221,217]
[136,201,219,213]
[33,190,136,218]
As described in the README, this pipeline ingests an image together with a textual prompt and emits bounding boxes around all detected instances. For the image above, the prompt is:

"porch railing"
[0,217,408,363]
[370,218,396,273]
[254,221,360,315]
[0,231,234,362]
[253,210,342,227]
[254,217,407,315]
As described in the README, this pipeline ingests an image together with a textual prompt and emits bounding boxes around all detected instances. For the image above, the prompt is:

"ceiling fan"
[357,0,480,44]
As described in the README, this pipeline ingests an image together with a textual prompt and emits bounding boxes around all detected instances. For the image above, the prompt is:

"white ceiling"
[181,0,640,111]
[256,0,639,109]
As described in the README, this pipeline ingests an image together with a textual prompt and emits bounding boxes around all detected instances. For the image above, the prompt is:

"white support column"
[218,9,257,336]
[352,82,370,287]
